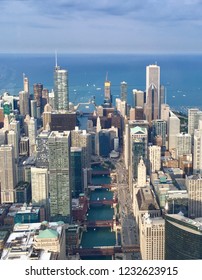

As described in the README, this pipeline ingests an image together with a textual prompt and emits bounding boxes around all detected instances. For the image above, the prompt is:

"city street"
[114,159,140,259]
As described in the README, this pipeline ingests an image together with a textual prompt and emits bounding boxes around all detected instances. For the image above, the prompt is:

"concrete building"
[168,111,180,151]
[140,214,165,260]
[19,90,29,116]
[31,167,49,218]
[148,145,161,173]
[48,131,71,222]
[137,157,146,188]
[0,145,16,203]
[152,119,167,147]
[186,174,202,218]
[176,132,191,158]
[132,89,144,108]
[1,221,66,260]
[28,117,37,156]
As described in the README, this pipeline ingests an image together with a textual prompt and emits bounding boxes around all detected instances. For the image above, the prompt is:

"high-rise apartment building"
[0,145,16,203]
[140,214,165,260]
[54,65,69,111]
[186,174,202,218]
[48,131,71,222]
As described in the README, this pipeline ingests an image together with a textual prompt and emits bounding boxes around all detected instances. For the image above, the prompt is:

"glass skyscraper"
[54,65,69,111]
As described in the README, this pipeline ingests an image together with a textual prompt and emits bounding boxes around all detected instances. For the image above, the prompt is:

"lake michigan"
[1,53,202,113]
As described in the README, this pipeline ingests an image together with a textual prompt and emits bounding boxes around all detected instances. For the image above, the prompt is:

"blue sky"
[1,0,202,53]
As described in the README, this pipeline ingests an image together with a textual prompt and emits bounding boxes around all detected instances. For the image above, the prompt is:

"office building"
[19,90,29,116]
[36,131,50,168]
[140,214,165,260]
[186,174,202,218]
[148,145,161,173]
[165,214,202,259]
[152,119,167,147]
[30,100,37,118]
[33,83,43,113]
[145,64,160,123]
[31,167,49,219]
[176,133,191,158]
[132,89,144,108]
[54,65,69,111]
[0,145,16,203]
[168,111,180,151]
[188,108,202,137]
[70,147,83,198]
[50,111,76,131]
[120,81,127,102]
[193,120,202,174]
[28,117,37,156]
[48,131,71,222]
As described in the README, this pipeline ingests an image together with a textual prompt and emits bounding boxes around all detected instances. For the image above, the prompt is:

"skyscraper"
[19,90,29,116]
[148,145,161,173]
[31,167,49,218]
[48,131,71,222]
[0,145,16,203]
[145,64,160,124]
[54,64,69,111]
[120,81,127,102]
[140,214,165,260]
[165,214,202,259]
[70,147,83,198]
[168,111,180,151]
[186,174,202,218]
[33,83,43,113]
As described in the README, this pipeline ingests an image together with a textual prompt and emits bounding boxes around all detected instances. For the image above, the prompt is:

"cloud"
[1,0,202,53]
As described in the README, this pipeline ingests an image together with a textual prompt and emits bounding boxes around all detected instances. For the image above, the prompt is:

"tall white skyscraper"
[54,63,69,111]
[0,145,16,203]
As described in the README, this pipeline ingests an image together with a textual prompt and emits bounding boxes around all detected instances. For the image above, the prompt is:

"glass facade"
[165,215,202,259]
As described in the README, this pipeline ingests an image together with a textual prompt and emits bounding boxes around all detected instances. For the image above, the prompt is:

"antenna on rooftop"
[55,50,58,68]
[106,71,108,81]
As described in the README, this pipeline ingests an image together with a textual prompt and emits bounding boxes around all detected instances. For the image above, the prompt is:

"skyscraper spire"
[55,50,58,68]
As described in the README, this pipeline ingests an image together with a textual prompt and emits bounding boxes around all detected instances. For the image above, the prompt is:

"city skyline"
[1,0,202,54]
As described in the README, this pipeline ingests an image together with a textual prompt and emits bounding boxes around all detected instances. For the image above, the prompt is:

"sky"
[1,0,202,54]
